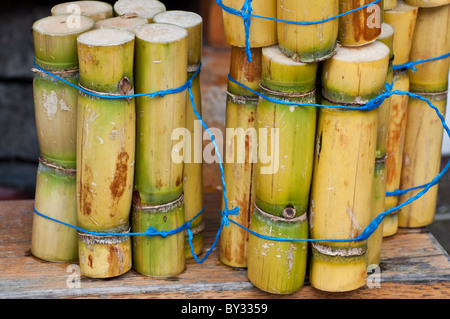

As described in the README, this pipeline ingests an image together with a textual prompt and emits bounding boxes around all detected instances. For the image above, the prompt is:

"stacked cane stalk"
[398,2,450,228]
[31,15,94,263]
[113,0,166,22]
[152,10,205,260]
[51,1,113,22]
[76,28,136,278]
[382,0,418,236]
[131,23,188,276]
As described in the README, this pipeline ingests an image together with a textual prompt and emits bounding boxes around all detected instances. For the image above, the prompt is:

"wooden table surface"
[0,191,449,299]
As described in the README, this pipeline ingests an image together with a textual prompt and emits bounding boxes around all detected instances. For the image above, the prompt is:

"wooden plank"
[0,193,449,299]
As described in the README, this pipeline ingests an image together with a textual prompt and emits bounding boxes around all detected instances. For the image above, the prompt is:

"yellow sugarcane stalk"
[404,0,450,7]
[408,4,450,93]
[384,0,398,10]
[31,158,78,262]
[384,68,410,237]
[277,0,339,62]
[338,0,382,47]
[51,1,113,22]
[94,15,148,31]
[220,46,261,268]
[221,0,277,48]
[153,10,204,260]
[398,92,447,227]
[76,29,136,278]
[383,0,419,66]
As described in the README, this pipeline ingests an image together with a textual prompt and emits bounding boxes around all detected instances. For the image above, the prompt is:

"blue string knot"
[221,206,240,227]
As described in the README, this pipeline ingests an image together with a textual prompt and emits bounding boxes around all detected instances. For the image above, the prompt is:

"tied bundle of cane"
[51,1,113,22]
[31,15,94,263]
[132,23,188,277]
[398,3,449,228]
[152,10,205,260]
[382,0,418,236]
[247,45,317,294]
[219,46,261,268]
[310,41,390,292]
[76,28,136,278]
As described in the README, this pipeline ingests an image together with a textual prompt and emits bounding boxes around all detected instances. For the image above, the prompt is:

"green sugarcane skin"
[33,71,78,169]
[133,32,187,206]
[31,160,78,262]
[247,207,308,294]
[255,90,316,217]
[132,196,185,276]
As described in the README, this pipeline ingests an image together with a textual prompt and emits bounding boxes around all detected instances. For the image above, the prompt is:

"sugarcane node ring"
[311,242,367,257]
[77,227,131,245]
[259,84,317,99]
[375,154,387,163]
[282,205,296,219]
[38,156,76,175]
[132,193,184,212]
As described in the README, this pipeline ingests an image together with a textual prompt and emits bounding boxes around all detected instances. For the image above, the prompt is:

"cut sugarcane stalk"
[131,195,185,276]
[384,68,409,237]
[322,41,390,105]
[32,14,94,72]
[408,4,450,92]
[31,157,78,262]
[32,69,79,169]
[309,97,378,292]
[384,0,398,10]
[247,205,308,294]
[76,29,135,278]
[310,43,385,291]
[367,159,387,265]
[277,0,339,62]
[247,45,315,294]
[94,15,148,31]
[220,46,261,268]
[76,29,135,232]
[254,45,318,217]
[366,22,394,265]
[51,1,113,22]
[221,0,277,48]
[78,228,132,278]
[338,0,382,47]
[404,0,450,7]
[383,1,418,66]
[398,92,447,227]
[113,0,166,22]
[133,23,188,206]
[152,10,204,259]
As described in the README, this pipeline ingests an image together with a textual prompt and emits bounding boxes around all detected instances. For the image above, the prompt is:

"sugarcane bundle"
[94,15,148,31]
[277,0,339,63]
[113,0,166,22]
[31,157,78,262]
[408,4,450,93]
[398,92,447,227]
[366,22,394,265]
[219,46,261,268]
[384,0,398,10]
[76,28,136,278]
[338,0,382,47]
[404,0,450,7]
[153,10,204,260]
[383,1,419,66]
[31,14,94,262]
[51,1,113,22]
[221,0,277,48]
[247,45,317,294]
[310,42,389,292]
[132,23,188,276]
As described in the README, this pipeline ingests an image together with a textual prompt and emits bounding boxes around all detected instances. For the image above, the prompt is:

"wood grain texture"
[0,192,449,299]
